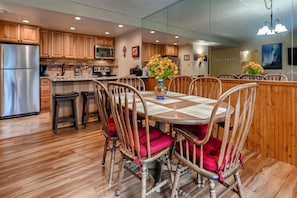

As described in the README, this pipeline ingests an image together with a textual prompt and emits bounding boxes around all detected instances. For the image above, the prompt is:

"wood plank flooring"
[0,112,297,198]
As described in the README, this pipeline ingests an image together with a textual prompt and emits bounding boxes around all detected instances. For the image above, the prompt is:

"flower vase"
[154,79,166,100]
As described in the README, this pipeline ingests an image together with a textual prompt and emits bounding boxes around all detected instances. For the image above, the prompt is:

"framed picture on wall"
[184,54,190,61]
[132,46,139,58]
[262,43,282,69]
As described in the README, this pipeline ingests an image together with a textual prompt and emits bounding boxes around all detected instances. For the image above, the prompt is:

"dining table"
[134,90,229,131]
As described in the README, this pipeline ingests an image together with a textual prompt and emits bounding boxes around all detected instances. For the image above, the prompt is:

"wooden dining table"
[137,91,229,128]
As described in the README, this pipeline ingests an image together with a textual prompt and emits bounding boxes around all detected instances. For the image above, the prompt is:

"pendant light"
[257,0,288,35]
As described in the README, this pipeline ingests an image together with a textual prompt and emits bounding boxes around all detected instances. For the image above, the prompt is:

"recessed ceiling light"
[105,32,110,35]
[22,19,30,23]
[70,27,75,30]
[175,35,179,39]
[173,42,178,45]
[155,40,159,43]
[75,16,81,20]
[118,24,123,28]
[150,30,155,34]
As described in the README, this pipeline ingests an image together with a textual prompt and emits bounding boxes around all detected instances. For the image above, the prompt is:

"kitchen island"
[45,75,148,127]
[47,76,118,127]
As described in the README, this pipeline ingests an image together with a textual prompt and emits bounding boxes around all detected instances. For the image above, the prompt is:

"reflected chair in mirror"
[171,82,258,198]
[117,75,146,91]
[239,74,266,80]
[264,73,288,81]
[168,75,192,94]
[93,80,119,187]
[108,82,175,198]
[217,74,239,79]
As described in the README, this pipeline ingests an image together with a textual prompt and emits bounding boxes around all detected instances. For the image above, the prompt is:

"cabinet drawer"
[40,97,50,108]
[40,79,50,86]
[40,86,50,96]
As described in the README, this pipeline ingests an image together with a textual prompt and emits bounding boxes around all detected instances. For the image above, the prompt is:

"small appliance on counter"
[40,64,48,76]
[92,66,114,76]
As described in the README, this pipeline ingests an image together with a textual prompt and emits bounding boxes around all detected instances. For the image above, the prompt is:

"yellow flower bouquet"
[146,54,178,80]
[243,62,264,75]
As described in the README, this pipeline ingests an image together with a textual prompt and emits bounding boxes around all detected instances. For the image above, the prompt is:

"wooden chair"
[108,82,175,198]
[239,74,266,80]
[117,75,146,91]
[93,80,119,187]
[264,73,288,81]
[217,74,239,79]
[168,75,192,94]
[188,76,222,99]
[171,82,258,198]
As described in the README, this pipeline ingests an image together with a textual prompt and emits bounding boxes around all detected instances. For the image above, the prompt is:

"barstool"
[52,92,79,133]
[81,91,99,127]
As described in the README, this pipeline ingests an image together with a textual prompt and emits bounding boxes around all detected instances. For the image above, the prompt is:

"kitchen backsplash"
[40,58,118,77]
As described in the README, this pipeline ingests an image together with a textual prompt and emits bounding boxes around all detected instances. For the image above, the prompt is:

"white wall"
[192,44,209,76]
[178,44,193,75]
[114,28,142,76]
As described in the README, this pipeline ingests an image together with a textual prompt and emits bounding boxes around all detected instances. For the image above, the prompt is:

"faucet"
[61,63,65,76]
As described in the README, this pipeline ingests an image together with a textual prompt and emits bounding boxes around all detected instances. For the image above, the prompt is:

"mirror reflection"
[142,0,296,79]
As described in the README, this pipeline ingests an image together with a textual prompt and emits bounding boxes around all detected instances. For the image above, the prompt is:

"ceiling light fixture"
[22,19,30,23]
[150,30,155,34]
[105,32,110,35]
[70,27,75,30]
[118,24,123,28]
[74,16,81,20]
[257,0,288,35]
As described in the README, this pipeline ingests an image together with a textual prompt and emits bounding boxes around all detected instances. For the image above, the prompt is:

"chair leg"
[141,163,148,198]
[116,157,126,197]
[108,139,117,187]
[209,179,217,198]
[101,137,109,167]
[171,162,182,198]
[234,171,243,198]
[165,154,174,183]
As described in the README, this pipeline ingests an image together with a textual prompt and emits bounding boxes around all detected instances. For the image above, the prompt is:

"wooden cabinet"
[20,25,40,44]
[63,32,76,58]
[40,29,52,58]
[142,42,162,61]
[51,31,64,58]
[76,34,95,59]
[0,21,40,44]
[40,78,51,112]
[161,44,178,56]
[95,36,114,47]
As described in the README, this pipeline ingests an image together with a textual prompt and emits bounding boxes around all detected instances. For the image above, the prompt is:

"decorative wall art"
[132,46,139,58]
[262,43,282,69]
[184,54,190,61]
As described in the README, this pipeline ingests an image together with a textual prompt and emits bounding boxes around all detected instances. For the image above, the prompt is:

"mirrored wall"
[142,0,297,79]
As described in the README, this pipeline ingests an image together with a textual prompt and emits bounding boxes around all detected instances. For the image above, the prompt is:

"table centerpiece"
[146,54,178,100]
[243,61,264,77]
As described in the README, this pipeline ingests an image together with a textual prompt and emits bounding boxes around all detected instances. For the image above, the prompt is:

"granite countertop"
[42,75,149,82]
[44,76,119,82]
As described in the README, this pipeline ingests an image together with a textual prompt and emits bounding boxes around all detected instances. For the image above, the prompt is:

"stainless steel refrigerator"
[0,43,40,119]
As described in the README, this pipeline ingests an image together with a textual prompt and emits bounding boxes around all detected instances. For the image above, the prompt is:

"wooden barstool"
[81,91,99,127]
[52,92,79,133]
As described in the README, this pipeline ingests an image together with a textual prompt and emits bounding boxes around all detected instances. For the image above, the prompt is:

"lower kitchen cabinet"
[40,78,51,112]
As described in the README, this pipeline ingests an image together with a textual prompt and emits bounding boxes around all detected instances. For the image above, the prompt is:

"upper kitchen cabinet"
[142,42,162,62]
[76,34,95,60]
[51,31,76,59]
[0,21,40,44]
[95,36,114,47]
[40,29,52,58]
[161,44,178,57]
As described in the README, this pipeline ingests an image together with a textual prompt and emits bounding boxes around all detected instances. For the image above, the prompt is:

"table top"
[137,91,228,125]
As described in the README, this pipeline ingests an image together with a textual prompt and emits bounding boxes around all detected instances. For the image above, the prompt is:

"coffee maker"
[40,64,48,76]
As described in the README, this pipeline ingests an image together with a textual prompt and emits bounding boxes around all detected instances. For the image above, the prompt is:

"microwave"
[95,45,114,60]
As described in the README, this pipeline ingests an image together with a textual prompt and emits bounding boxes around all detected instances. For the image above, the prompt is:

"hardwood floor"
[0,112,297,198]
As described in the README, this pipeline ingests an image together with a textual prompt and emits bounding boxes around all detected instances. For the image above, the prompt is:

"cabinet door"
[95,36,114,47]
[63,32,76,58]
[51,31,64,58]
[0,21,20,43]
[20,25,40,44]
[40,30,52,58]
[84,35,95,59]
[75,34,85,59]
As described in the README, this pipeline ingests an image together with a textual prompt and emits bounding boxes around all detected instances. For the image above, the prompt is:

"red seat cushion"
[176,136,222,172]
[137,127,174,157]
[107,117,117,137]
[176,124,208,140]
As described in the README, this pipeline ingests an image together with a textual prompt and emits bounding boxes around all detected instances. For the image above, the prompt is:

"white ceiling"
[0,0,296,47]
